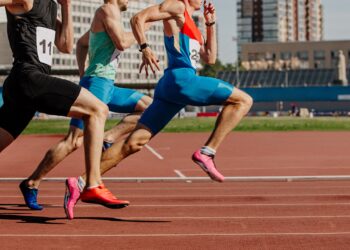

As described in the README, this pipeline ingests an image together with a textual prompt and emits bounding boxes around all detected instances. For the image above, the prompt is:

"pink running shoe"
[192,149,225,182]
[64,177,81,220]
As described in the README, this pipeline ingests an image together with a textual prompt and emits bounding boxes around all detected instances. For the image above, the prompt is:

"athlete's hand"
[203,0,216,24]
[139,47,160,77]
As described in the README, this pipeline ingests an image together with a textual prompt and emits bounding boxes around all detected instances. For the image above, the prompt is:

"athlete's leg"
[81,98,182,182]
[67,87,108,187]
[103,88,152,143]
[0,128,14,152]
[26,126,83,188]
[205,87,253,150]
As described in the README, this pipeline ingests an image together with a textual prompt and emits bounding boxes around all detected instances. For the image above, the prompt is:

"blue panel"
[242,86,350,102]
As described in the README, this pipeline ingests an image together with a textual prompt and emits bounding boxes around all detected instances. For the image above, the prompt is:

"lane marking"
[2,175,350,182]
[2,232,350,237]
[173,170,192,183]
[3,193,350,198]
[145,145,164,160]
[4,193,350,199]
[174,170,186,179]
[35,202,350,208]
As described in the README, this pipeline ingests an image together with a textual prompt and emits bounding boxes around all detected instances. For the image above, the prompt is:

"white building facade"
[237,0,324,54]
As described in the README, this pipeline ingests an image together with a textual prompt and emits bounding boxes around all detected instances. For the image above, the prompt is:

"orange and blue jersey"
[139,8,234,135]
[165,9,203,70]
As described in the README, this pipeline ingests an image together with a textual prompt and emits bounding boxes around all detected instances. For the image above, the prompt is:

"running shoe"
[19,180,43,210]
[192,149,225,182]
[64,177,81,220]
[80,184,129,209]
[102,141,114,152]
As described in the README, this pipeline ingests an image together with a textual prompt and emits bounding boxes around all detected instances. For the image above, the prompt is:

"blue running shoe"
[102,141,114,152]
[19,180,43,210]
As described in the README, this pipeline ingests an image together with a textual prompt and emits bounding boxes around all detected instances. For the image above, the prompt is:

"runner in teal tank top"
[84,31,121,81]
[70,28,146,130]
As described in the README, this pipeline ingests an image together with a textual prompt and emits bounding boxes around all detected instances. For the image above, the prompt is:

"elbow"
[59,43,74,54]
[130,14,142,30]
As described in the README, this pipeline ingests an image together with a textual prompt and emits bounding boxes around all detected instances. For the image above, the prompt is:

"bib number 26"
[36,27,56,66]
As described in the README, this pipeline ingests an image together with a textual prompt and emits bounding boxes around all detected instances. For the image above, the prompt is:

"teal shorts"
[70,76,144,130]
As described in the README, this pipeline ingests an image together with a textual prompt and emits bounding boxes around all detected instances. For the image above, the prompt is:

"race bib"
[110,49,121,69]
[36,27,56,66]
[189,39,201,69]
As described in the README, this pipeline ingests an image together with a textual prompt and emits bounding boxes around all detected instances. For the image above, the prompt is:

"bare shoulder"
[99,4,121,19]
[160,0,185,15]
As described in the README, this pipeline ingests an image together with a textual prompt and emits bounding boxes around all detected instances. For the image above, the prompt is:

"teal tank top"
[84,31,121,80]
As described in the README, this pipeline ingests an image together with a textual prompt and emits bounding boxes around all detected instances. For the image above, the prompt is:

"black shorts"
[0,64,81,138]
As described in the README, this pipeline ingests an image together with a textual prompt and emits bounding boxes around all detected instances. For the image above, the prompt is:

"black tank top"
[6,0,57,74]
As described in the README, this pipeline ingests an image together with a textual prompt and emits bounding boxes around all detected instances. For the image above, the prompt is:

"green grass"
[22,117,350,135]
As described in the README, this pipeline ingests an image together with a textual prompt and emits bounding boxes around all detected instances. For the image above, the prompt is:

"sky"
[216,0,350,64]
[1,0,348,64]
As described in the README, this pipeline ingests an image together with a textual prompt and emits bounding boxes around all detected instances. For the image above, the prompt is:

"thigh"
[0,102,35,138]
[108,86,145,113]
[70,77,113,130]
[139,99,184,136]
[182,75,234,106]
[27,71,81,116]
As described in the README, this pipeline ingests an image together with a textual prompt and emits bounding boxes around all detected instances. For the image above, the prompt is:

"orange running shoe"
[80,184,129,209]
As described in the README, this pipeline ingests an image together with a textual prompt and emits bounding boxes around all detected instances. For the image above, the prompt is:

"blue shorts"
[139,68,234,135]
[70,76,144,130]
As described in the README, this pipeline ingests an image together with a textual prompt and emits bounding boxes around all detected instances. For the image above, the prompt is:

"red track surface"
[1,132,350,249]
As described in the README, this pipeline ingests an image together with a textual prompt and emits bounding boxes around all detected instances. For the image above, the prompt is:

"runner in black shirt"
[0,0,124,210]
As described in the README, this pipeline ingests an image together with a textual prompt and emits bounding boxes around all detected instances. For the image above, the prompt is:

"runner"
[64,0,253,218]
[0,0,122,210]
[19,0,152,217]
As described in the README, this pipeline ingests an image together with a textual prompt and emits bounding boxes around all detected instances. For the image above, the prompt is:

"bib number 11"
[36,27,56,66]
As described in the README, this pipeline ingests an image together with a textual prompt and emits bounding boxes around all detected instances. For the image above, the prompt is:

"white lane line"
[144,144,164,160]
[91,215,350,220]
[2,232,350,237]
[40,202,350,208]
[1,175,350,182]
[174,170,192,183]
[2,194,350,198]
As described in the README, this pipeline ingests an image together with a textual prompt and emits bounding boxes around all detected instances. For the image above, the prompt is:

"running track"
[1,132,350,249]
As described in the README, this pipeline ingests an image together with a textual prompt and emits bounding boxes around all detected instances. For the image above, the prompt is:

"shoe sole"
[192,156,224,182]
[81,200,129,209]
[63,180,71,219]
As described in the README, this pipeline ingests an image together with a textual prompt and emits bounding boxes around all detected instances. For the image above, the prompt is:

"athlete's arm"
[76,31,89,78]
[101,6,135,51]
[130,0,184,75]
[200,1,217,65]
[1,0,33,14]
[55,0,74,54]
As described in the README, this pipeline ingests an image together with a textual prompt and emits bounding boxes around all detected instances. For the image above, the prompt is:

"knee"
[124,135,149,154]
[242,94,253,111]
[64,136,83,153]
[90,102,109,121]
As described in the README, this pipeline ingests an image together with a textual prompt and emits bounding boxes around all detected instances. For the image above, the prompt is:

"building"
[240,40,350,70]
[237,0,324,54]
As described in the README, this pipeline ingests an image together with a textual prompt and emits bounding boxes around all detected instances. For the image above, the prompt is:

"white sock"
[77,176,86,192]
[200,146,216,156]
